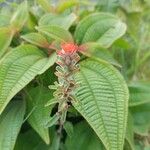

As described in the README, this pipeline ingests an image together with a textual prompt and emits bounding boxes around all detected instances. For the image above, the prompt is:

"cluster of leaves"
[0,0,149,150]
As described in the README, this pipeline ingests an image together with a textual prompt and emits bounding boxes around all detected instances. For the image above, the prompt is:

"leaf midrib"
[79,67,111,149]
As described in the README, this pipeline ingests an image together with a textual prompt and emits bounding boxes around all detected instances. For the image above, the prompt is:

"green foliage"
[129,82,150,107]
[56,0,79,13]
[65,121,104,150]
[26,86,54,144]
[0,0,149,150]
[10,1,28,31]
[74,13,126,48]
[0,44,56,114]
[73,59,128,150]
[0,27,14,58]
[21,32,49,48]
[36,25,73,42]
[81,42,121,67]
[36,0,53,13]
[0,100,26,150]
[38,13,77,30]
[14,130,51,150]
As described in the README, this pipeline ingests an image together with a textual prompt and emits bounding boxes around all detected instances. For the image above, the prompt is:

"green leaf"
[81,42,121,67]
[0,27,14,59]
[129,82,150,107]
[21,32,49,48]
[0,100,26,150]
[37,0,53,12]
[0,14,10,27]
[73,59,129,150]
[45,114,60,128]
[97,0,120,12]
[36,25,73,42]
[130,103,150,136]
[45,98,58,107]
[0,44,56,114]
[65,121,104,150]
[64,121,74,138]
[26,86,53,144]
[14,130,51,150]
[125,113,135,150]
[0,0,5,3]
[74,13,126,48]
[39,13,77,30]
[10,1,28,30]
[57,0,79,13]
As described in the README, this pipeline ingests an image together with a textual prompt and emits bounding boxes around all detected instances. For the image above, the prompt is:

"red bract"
[59,43,78,55]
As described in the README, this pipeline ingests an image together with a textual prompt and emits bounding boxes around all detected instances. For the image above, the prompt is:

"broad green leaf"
[37,0,53,12]
[10,1,28,30]
[36,25,73,42]
[26,86,53,144]
[0,27,14,58]
[39,13,77,30]
[14,130,51,150]
[57,0,79,13]
[0,44,56,114]
[0,100,26,150]
[81,42,121,67]
[130,103,150,136]
[74,13,126,48]
[21,32,49,48]
[65,121,104,150]
[73,59,129,150]
[129,82,150,107]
